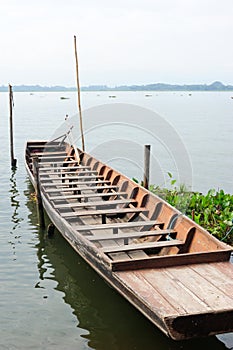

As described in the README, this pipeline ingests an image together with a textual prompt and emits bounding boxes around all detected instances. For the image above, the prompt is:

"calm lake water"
[0,91,232,349]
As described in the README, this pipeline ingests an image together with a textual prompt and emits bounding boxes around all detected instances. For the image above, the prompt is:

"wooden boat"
[25,139,233,341]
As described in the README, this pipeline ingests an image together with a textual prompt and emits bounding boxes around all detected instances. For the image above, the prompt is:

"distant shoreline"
[1,81,233,92]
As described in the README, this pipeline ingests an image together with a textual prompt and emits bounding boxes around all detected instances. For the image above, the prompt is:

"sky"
[1,0,233,87]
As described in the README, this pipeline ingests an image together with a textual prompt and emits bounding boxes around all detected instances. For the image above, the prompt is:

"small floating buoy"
[47,223,55,238]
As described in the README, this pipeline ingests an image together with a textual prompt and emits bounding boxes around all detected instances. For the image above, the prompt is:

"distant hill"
[109,81,233,92]
[81,81,233,91]
[1,81,233,92]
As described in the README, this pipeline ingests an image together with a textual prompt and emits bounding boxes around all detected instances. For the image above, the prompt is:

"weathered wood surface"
[74,220,162,232]
[30,151,67,156]
[42,179,111,187]
[49,191,128,200]
[53,198,138,209]
[27,144,65,149]
[39,165,91,171]
[111,250,232,271]
[60,207,148,217]
[101,239,184,253]
[37,155,68,159]
[116,261,233,334]
[39,169,98,175]
[40,175,105,181]
[39,161,85,166]
[86,229,176,241]
[46,185,118,193]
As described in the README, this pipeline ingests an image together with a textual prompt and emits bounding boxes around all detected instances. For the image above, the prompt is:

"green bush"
[149,183,233,245]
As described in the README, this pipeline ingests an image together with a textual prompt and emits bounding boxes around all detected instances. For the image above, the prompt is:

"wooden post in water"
[143,145,151,189]
[32,156,45,228]
[9,84,17,168]
[74,35,85,151]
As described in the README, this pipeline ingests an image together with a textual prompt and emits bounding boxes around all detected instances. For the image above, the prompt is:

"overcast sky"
[1,0,233,86]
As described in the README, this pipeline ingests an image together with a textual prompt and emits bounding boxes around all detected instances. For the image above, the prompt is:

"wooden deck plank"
[212,260,233,279]
[101,239,137,267]
[109,251,132,261]
[75,220,161,232]
[115,270,180,317]
[102,239,183,253]
[87,229,176,241]
[165,265,233,311]
[49,191,127,200]
[190,262,233,299]
[127,250,150,260]
[131,268,212,314]
[53,199,137,209]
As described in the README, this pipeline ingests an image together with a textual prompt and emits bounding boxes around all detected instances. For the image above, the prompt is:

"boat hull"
[25,140,233,340]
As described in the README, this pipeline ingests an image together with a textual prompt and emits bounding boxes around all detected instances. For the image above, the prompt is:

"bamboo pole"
[143,145,151,189]
[9,84,17,168]
[74,35,85,151]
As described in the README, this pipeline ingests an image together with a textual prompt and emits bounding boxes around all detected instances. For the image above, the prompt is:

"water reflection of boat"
[25,139,233,341]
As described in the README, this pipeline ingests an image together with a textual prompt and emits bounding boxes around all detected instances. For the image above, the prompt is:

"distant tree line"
[0,81,233,92]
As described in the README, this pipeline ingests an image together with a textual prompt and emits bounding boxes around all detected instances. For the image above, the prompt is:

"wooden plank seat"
[49,192,128,201]
[101,239,184,254]
[38,155,70,160]
[107,227,209,271]
[46,185,118,193]
[30,151,67,156]
[28,144,65,149]
[60,207,147,217]
[39,165,91,170]
[61,207,147,224]
[87,229,176,242]
[42,180,111,187]
[53,199,138,209]
[75,220,162,233]
[39,170,98,175]
[111,250,232,271]
[40,175,104,181]
[39,161,84,166]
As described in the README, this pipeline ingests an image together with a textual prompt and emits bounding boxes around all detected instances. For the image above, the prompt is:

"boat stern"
[165,309,233,340]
